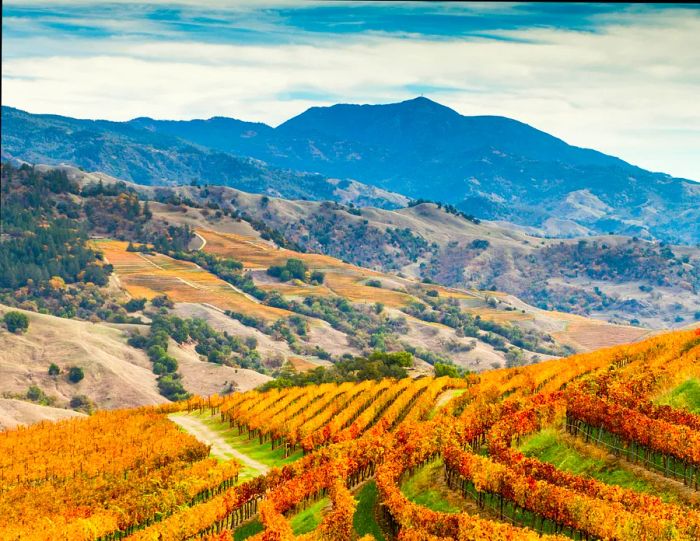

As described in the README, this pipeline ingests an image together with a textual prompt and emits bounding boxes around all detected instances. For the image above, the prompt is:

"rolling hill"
[0,304,270,428]
[71,165,693,329]
[1,162,659,427]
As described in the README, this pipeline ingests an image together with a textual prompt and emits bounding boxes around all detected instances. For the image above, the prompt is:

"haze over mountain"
[2,98,698,244]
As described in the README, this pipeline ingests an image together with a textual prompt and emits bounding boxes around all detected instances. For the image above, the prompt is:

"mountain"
[129,97,700,244]
[0,106,405,209]
[3,99,699,243]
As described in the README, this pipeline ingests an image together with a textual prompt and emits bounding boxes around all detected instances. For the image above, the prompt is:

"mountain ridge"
[3,99,698,244]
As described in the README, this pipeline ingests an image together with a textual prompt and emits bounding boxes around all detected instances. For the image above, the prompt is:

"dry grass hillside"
[166,337,271,395]
[52,164,700,328]
[91,217,650,370]
[58,164,699,327]
[164,185,699,329]
[0,305,276,427]
[16,166,652,368]
[0,398,86,431]
[0,305,164,410]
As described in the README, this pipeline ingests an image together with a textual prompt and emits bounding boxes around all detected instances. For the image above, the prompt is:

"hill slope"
[0,304,271,425]
[130,177,699,329]
[0,305,164,411]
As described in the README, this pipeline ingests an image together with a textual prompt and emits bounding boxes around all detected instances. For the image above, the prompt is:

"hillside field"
[2,329,699,540]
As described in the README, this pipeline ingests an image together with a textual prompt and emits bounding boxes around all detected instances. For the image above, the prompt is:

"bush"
[3,311,29,333]
[157,374,189,401]
[366,279,382,288]
[67,366,85,383]
[127,333,148,349]
[48,363,60,376]
[151,294,174,308]
[426,289,439,298]
[26,385,46,402]
[267,259,308,282]
[470,239,490,250]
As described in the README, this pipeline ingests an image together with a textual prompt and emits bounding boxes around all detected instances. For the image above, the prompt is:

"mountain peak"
[397,95,449,108]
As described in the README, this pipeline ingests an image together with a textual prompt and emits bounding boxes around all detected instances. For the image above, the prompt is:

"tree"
[26,385,45,402]
[68,366,85,383]
[152,294,174,308]
[48,363,60,376]
[434,362,460,378]
[69,394,94,413]
[310,270,325,285]
[124,298,147,312]
[267,259,309,282]
[3,311,29,333]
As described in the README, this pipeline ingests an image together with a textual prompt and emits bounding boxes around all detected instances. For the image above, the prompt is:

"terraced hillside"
[2,329,698,540]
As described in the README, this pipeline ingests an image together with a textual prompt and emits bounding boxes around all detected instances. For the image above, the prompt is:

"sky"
[2,1,699,180]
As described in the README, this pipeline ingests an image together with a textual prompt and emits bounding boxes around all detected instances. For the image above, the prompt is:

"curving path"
[170,413,269,475]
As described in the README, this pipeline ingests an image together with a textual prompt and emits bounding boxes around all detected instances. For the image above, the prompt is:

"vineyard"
[2,329,699,540]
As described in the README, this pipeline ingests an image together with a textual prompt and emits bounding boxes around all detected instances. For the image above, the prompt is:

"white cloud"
[2,8,699,179]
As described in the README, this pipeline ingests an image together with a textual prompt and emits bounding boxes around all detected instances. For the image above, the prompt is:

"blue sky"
[2,1,699,179]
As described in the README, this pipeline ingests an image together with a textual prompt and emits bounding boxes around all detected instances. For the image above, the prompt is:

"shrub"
[26,385,45,402]
[48,363,60,376]
[434,362,460,378]
[267,259,308,282]
[157,374,189,401]
[67,366,85,383]
[127,333,148,349]
[470,239,490,250]
[3,311,29,333]
[366,279,382,288]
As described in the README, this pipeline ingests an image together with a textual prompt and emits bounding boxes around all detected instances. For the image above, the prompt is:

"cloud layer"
[2,2,699,179]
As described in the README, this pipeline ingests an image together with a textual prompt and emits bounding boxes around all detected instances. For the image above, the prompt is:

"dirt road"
[170,414,269,475]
